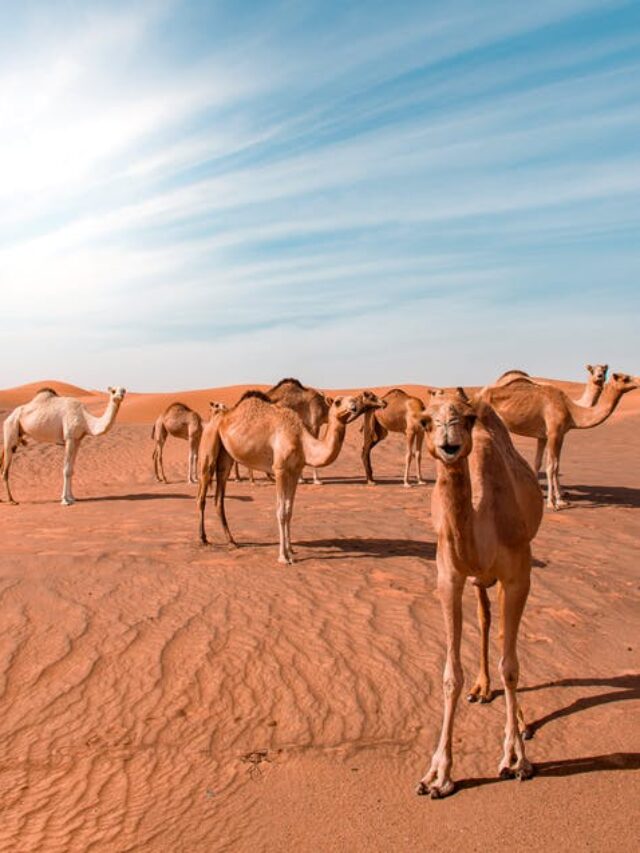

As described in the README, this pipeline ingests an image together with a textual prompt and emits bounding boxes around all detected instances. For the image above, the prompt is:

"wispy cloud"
[0,0,638,389]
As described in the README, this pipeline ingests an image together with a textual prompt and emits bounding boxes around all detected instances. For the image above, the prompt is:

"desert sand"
[0,378,638,852]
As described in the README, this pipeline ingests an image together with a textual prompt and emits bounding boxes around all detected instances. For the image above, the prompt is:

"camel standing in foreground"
[416,389,543,798]
[479,372,639,509]
[361,388,429,486]
[197,390,385,563]
[2,386,126,505]
[152,402,203,484]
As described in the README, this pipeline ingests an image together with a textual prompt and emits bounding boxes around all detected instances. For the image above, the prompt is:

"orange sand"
[0,379,638,851]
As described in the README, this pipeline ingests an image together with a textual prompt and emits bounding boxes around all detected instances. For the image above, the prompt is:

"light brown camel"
[496,364,608,406]
[480,372,639,509]
[2,386,126,506]
[197,390,385,563]
[415,388,543,798]
[152,402,203,484]
[243,378,333,485]
[361,388,429,486]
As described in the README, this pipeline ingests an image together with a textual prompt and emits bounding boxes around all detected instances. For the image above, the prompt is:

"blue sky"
[1,0,638,390]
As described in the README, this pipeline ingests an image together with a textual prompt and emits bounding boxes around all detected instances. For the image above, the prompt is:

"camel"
[152,402,203,484]
[415,388,543,798]
[197,390,385,563]
[479,372,639,509]
[238,378,332,485]
[2,386,126,506]
[361,388,429,486]
[496,364,608,406]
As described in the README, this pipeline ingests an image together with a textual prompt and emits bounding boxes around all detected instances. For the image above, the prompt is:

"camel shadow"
[562,484,640,509]
[456,751,640,791]
[82,493,253,503]
[522,673,640,735]
[296,537,437,560]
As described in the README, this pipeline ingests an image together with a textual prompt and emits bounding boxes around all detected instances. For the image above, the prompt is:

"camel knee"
[500,658,519,690]
[443,663,463,698]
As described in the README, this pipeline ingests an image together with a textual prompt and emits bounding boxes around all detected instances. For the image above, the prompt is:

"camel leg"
[415,430,426,485]
[274,467,297,564]
[283,470,300,561]
[533,438,546,474]
[311,467,322,485]
[467,585,492,703]
[403,430,414,487]
[497,567,533,780]
[197,461,214,544]
[545,433,568,510]
[362,416,386,484]
[417,562,465,798]
[214,448,237,548]
[61,438,80,506]
[1,441,18,505]
[188,436,199,485]
[155,430,168,484]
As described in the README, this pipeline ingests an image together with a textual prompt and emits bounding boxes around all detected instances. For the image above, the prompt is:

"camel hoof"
[415,780,454,799]
[61,499,75,507]
[403,482,412,489]
[499,766,514,780]
[517,762,534,780]
[366,480,376,487]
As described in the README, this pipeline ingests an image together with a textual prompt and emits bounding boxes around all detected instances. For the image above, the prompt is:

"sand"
[0,380,638,852]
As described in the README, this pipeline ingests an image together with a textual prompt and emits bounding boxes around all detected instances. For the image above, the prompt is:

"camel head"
[329,395,368,424]
[209,401,228,415]
[420,388,477,465]
[586,364,608,386]
[608,372,640,395]
[360,390,386,412]
[107,386,126,403]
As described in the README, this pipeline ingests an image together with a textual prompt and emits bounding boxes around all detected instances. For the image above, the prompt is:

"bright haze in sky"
[1,0,638,391]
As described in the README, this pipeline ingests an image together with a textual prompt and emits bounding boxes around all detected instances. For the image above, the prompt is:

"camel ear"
[465,413,477,429]
[456,386,470,401]
[586,364,593,374]
[420,414,432,431]
[108,386,114,394]
[333,396,343,407]
[611,372,623,382]
[603,364,608,374]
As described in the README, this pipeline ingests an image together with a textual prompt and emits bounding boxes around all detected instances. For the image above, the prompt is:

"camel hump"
[269,377,306,392]
[165,402,192,413]
[496,369,530,383]
[384,388,410,399]
[237,390,273,405]
[34,387,59,398]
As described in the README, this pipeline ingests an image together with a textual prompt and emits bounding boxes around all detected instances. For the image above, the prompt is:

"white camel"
[1,386,126,506]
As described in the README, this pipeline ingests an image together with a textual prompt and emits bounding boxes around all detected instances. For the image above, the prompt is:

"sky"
[1,0,639,391]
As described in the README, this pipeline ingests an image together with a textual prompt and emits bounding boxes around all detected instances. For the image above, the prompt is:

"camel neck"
[574,380,603,407]
[86,398,121,436]
[302,414,347,468]
[435,459,478,569]
[567,384,624,429]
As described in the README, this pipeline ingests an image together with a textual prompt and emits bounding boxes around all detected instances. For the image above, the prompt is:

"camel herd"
[1,367,638,798]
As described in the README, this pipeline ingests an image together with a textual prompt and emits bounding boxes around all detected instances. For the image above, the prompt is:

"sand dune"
[0,378,638,851]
